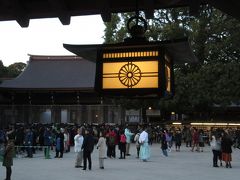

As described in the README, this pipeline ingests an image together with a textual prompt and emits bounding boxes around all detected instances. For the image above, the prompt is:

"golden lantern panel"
[102,61,159,89]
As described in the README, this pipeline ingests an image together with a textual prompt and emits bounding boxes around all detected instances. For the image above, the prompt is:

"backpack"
[120,134,126,143]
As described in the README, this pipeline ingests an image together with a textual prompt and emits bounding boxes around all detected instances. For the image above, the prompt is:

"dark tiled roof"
[0,55,95,90]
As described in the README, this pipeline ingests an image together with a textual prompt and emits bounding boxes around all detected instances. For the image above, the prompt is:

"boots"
[228,162,232,168]
[6,167,11,180]
[226,163,229,168]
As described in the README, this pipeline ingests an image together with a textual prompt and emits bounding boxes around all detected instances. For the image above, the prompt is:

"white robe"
[139,130,150,161]
[139,131,148,143]
[74,134,84,152]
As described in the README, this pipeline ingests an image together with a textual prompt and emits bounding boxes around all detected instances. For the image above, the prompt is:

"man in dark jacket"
[43,127,52,158]
[24,127,34,158]
[81,128,95,170]
[55,128,64,158]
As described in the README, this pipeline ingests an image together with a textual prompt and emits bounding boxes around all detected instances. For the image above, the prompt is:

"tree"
[0,60,8,78]
[0,62,26,83]
[7,62,26,78]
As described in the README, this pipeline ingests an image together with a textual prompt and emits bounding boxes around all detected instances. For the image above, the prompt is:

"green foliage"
[7,62,26,77]
[0,60,8,78]
[0,62,26,81]
[167,61,240,116]
[103,13,133,43]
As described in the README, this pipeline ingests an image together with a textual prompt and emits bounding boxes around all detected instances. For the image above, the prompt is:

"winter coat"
[221,136,233,153]
[134,133,140,148]
[82,134,95,153]
[43,129,52,146]
[175,132,182,144]
[24,131,33,146]
[56,132,64,151]
[96,137,106,158]
[107,131,117,146]
[15,128,24,146]
[2,140,15,167]
[161,134,168,150]
[192,131,199,143]
[119,134,127,151]
[210,139,221,151]
[185,129,192,142]
[124,128,133,143]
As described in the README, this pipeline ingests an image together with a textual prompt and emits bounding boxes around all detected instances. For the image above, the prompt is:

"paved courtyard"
[1,144,239,180]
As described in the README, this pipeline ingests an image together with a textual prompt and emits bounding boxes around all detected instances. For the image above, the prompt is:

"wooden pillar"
[103,105,108,124]
[51,106,61,123]
[87,106,92,124]
[76,105,81,124]
[81,106,87,124]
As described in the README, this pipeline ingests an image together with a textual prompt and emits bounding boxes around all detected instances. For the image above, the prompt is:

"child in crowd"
[119,130,127,159]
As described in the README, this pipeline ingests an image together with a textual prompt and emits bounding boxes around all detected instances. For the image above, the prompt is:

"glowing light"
[102,51,159,59]
[102,61,159,89]
[172,122,182,125]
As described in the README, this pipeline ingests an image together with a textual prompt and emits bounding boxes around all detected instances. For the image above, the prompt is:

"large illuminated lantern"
[64,14,197,97]
[95,42,173,97]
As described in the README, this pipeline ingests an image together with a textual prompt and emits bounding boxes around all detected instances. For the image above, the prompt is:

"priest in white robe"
[139,126,150,162]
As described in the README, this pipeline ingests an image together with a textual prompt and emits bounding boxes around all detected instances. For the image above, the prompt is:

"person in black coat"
[81,128,95,170]
[55,128,64,158]
[161,131,168,157]
[221,131,233,168]
[175,129,182,152]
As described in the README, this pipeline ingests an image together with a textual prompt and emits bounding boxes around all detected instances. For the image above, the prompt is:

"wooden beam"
[48,0,67,10]
[0,0,11,7]
[58,14,71,25]
[48,0,71,25]
[142,0,154,19]
[0,0,240,26]
[0,0,30,27]
[16,17,29,28]
[101,12,111,22]
[12,0,30,27]
[100,0,111,22]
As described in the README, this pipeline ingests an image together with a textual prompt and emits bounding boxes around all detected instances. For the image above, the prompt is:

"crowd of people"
[0,123,240,179]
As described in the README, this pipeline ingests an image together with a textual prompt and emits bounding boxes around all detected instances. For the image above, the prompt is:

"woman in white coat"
[96,131,106,169]
[74,128,84,168]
